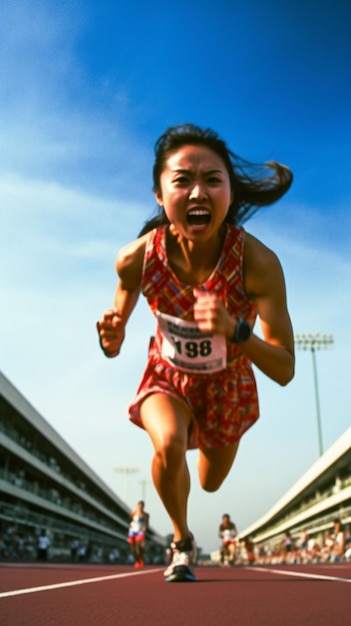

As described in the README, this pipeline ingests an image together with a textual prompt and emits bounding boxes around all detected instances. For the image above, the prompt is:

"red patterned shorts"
[128,338,259,450]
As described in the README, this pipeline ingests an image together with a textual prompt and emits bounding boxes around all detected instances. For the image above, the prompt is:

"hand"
[193,289,233,338]
[96,309,125,357]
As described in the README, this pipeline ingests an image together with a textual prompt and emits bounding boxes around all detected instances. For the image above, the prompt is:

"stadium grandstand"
[238,427,351,562]
[0,371,166,563]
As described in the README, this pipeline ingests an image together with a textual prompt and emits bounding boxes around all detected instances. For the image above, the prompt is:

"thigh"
[140,392,192,450]
[197,442,240,492]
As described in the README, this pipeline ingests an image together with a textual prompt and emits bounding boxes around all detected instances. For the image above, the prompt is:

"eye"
[173,175,190,185]
[207,175,222,184]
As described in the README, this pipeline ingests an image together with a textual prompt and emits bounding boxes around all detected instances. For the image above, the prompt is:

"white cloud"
[0,2,152,199]
[0,174,146,270]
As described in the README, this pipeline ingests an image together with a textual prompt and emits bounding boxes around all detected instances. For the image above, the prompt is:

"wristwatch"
[232,318,251,343]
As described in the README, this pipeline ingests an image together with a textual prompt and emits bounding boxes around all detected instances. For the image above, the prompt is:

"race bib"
[223,529,236,541]
[156,310,227,373]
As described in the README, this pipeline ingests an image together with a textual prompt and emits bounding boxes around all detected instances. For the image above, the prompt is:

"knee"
[200,476,223,493]
[153,435,186,469]
[198,458,225,492]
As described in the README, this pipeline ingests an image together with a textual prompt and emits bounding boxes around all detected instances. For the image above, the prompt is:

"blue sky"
[1,0,350,553]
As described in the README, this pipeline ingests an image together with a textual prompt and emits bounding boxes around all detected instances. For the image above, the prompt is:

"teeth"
[186,208,211,226]
[188,209,210,216]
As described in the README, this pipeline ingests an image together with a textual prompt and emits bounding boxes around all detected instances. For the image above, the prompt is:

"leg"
[220,544,228,564]
[140,393,192,543]
[129,538,138,562]
[228,541,236,564]
[197,442,240,492]
[138,538,145,564]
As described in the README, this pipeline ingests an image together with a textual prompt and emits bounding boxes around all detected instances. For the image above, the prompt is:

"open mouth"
[186,209,211,226]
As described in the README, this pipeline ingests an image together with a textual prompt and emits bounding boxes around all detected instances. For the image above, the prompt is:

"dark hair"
[138,123,293,236]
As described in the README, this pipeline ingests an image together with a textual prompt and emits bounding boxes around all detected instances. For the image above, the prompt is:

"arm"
[96,236,147,358]
[143,512,150,531]
[240,233,295,385]
[334,532,345,557]
[193,233,294,386]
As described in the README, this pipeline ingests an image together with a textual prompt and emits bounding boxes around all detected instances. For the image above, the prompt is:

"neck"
[167,225,226,285]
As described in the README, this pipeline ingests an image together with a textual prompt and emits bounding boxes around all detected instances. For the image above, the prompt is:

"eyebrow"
[171,167,224,174]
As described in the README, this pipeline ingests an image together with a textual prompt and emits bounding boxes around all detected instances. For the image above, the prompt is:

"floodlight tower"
[114,467,140,504]
[295,333,333,457]
[139,479,150,502]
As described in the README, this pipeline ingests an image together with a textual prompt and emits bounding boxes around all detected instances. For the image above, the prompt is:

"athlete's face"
[155,144,233,242]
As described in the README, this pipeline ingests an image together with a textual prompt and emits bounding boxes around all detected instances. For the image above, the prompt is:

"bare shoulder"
[243,231,286,298]
[244,231,281,268]
[116,233,149,288]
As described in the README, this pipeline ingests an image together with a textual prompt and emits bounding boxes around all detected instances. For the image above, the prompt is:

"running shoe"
[164,536,196,582]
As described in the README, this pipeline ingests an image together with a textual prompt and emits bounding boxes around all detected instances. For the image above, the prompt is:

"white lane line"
[251,566,351,584]
[0,568,164,598]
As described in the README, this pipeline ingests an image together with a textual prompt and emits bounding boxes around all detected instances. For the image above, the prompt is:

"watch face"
[237,320,251,342]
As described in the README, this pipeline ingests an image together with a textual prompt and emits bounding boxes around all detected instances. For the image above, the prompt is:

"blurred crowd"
[0,525,131,564]
[240,519,351,566]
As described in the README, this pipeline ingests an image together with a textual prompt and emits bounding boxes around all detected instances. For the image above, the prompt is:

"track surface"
[1,562,350,625]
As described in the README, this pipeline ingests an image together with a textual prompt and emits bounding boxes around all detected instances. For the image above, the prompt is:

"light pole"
[114,467,140,504]
[139,479,149,502]
[295,333,333,457]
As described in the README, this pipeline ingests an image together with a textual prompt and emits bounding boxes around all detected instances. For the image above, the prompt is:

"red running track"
[1,562,350,625]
